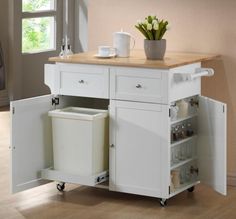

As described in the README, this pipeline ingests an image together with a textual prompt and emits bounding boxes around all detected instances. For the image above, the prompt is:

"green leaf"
[135,25,149,39]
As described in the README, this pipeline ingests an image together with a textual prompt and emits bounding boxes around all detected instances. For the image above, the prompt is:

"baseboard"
[227,172,236,186]
[0,90,9,107]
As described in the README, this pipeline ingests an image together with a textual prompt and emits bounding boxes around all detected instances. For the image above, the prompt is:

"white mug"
[98,46,116,57]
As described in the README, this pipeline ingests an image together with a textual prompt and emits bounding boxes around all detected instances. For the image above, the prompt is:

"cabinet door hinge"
[12,107,15,115]
[223,105,225,113]
[169,108,171,117]
[52,97,59,106]
[169,186,171,194]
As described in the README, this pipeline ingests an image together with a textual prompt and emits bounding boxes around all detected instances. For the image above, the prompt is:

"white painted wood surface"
[109,100,169,198]
[198,96,227,195]
[58,63,109,98]
[110,67,168,104]
[11,61,227,202]
[11,95,53,193]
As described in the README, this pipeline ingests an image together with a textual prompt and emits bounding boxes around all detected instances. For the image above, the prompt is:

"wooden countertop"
[49,50,219,69]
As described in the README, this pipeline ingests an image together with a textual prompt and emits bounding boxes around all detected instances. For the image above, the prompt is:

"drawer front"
[58,64,109,98]
[110,67,168,103]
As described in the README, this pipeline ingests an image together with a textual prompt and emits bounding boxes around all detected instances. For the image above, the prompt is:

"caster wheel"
[159,198,167,207]
[187,186,195,192]
[57,182,65,192]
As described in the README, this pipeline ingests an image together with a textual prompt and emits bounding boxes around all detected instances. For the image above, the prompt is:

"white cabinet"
[11,95,53,193]
[109,100,169,198]
[110,67,168,104]
[109,66,227,204]
[45,63,109,99]
[10,95,108,193]
[11,61,227,206]
[168,96,226,199]
[11,95,70,193]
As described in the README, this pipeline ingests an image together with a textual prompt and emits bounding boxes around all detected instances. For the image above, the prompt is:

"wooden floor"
[1,107,236,219]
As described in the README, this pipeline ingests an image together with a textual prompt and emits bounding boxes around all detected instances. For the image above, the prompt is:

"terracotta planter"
[144,39,166,60]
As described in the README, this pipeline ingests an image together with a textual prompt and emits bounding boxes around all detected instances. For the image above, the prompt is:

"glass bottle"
[186,122,194,137]
[59,38,65,58]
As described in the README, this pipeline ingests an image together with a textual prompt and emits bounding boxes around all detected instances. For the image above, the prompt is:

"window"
[22,0,57,53]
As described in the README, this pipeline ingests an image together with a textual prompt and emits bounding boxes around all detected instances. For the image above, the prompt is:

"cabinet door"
[109,100,169,198]
[11,95,53,193]
[198,96,227,195]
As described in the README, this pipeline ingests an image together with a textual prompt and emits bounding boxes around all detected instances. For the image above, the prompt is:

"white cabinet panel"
[10,95,92,193]
[44,64,60,95]
[109,100,169,198]
[198,96,227,195]
[169,63,201,102]
[11,95,53,193]
[110,67,168,104]
[58,63,109,99]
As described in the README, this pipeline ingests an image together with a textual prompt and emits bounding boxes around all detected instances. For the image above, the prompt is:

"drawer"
[58,64,109,99]
[110,67,168,104]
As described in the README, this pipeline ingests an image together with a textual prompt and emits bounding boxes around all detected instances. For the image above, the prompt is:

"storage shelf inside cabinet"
[171,114,198,125]
[171,157,197,170]
[169,181,200,198]
[171,135,197,147]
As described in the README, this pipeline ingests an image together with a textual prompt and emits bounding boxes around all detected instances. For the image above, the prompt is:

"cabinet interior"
[170,95,200,194]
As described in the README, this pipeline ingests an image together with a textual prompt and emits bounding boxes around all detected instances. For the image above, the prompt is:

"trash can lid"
[48,107,108,121]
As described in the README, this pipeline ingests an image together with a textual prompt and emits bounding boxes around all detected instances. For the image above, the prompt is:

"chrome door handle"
[136,84,142,88]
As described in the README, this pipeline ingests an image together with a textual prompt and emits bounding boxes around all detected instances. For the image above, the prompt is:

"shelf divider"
[171,135,197,147]
[171,113,197,125]
[171,157,197,170]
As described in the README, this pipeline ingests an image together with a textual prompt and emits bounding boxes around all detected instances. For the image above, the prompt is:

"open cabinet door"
[11,95,54,193]
[198,96,227,195]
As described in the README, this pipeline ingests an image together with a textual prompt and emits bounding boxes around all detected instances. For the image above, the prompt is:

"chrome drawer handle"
[136,84,142,88]
[78,80,85,84]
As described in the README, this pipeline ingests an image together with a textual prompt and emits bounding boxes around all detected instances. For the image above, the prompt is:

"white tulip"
[144,19,149,25]
[153,23,159,30]
[147,23,152,30]
[152,19,158,25]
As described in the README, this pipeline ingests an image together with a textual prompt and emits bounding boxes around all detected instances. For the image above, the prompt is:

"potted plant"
[135,15,169,60]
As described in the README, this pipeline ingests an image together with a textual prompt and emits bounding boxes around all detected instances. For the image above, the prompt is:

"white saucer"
[94,53,116,58]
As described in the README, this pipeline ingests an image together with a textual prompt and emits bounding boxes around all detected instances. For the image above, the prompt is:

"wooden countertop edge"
[48,51,220,69]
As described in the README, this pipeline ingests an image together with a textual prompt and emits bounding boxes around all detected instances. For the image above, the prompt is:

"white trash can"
[48,107,109,176]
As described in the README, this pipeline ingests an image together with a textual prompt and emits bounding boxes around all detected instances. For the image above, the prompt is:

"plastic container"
[48,107,109,176]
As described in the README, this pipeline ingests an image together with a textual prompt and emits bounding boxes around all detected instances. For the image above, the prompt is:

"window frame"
[21,0,58,54]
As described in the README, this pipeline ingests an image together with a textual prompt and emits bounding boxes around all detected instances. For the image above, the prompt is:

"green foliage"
[22,17,52,53]
[135,15,169,40]
[22,0,51,12]
[22,0,54,53]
